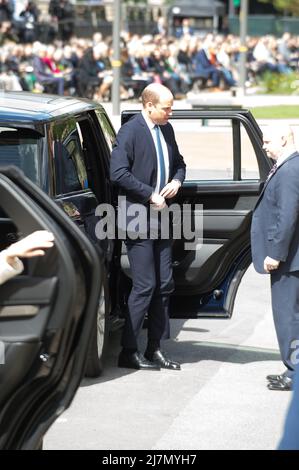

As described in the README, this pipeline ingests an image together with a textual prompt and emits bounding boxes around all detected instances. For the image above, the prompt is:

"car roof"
[0,92,104,126]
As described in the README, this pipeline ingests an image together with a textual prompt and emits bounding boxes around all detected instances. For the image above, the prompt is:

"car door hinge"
[39,353,55,367]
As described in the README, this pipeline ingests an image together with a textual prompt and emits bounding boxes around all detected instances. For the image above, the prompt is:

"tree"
[260,0,299,16]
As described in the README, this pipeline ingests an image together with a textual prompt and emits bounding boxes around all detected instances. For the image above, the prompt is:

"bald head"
[142,84,174,125]
[263,125,296,160]
[263,125,294,144]
[141,83,173,107]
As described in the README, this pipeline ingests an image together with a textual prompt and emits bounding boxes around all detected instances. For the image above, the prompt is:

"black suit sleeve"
[110,124,153,203]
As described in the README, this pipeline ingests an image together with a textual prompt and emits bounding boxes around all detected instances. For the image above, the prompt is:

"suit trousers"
[271,270,299,377]
[121,238,174,350]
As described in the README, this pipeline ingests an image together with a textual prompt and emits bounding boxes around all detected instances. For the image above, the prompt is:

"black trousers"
[271,270,299,378]
[121,238,174,350]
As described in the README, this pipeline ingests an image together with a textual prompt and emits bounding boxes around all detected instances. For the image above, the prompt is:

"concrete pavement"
[44,265,291,450]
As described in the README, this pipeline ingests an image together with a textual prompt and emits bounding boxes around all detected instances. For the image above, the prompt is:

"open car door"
[0,167,102,450]
[120,109,271,319]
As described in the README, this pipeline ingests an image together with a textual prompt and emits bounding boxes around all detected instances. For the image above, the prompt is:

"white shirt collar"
[141,110,156,131]
[277,148,297,167]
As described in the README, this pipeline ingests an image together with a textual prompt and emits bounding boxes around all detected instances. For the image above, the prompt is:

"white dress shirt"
[141,110,169,193]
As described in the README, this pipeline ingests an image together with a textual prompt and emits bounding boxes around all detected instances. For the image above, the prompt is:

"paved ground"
[44,265,292,450]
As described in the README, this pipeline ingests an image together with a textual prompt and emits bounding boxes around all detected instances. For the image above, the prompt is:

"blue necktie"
[154,125,166,192]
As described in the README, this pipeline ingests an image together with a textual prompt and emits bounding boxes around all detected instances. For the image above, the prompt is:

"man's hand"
[150,193,166,210]
[264,256,280,273]
[160,180,181,199]
[5,231,54,265]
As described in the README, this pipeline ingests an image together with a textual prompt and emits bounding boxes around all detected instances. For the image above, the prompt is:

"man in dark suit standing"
[110,83,186,371]
[251,125,299,391]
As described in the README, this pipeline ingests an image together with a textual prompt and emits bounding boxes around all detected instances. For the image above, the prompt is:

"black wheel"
[85,282,109,377]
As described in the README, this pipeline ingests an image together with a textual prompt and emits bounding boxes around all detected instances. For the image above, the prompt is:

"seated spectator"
[216,41,237,89]
[121,47,152,99]
[192,46,222,90]
[149,47,181,96]
[0,20,18,45]
[252,37,290,75]
[32,43,64,95]
[77,45,111,100]
[0,62,22,90]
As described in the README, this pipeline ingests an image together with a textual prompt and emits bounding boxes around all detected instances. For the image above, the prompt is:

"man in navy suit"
[251,125,299,391]
[110,83,186,371]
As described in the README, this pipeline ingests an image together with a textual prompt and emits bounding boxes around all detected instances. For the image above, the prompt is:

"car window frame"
[48,117,91,197]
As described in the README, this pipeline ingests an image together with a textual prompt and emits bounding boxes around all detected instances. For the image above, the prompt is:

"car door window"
[76,115,110,203]
[240,122,260,179]
[52,119,89,195]
[0,127,41,186]
[170,119,234,180]
[94,110,115,153]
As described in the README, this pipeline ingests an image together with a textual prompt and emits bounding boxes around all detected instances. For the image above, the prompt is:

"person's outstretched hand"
[5,231,54,265]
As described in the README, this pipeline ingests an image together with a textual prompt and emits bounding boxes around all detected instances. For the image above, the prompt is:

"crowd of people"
[1,1,299,100]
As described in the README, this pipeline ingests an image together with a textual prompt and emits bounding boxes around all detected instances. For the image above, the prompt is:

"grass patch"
[250,106,299,119]
[258,71,299,95]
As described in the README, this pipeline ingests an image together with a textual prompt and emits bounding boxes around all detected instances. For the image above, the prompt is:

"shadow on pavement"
[81,321,280,387]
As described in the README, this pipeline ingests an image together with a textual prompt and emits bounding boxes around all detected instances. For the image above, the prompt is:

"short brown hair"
[141,87,160,107]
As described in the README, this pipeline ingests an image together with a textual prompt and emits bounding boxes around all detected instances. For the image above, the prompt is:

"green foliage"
[260,0,299,16]
[259,71,299,95]
[251,106,299,119]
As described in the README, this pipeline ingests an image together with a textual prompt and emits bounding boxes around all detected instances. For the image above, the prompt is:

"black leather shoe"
[267,372,289,382]
[267,376,293,391]
[118,350,160,370]
[145,349,181,370]
[267,374,285,382]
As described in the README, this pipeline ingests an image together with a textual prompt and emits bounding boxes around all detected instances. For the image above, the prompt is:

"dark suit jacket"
[251,152,299,274]
[110,112,186,205]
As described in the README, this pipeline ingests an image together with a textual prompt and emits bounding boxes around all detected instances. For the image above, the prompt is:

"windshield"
[0,127,42,186]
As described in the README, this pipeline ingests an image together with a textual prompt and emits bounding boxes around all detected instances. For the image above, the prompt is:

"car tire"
[85,280,109,377]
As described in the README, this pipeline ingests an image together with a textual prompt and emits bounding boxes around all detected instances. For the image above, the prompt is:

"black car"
[0,92,117,380]
[0,92,271,449]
